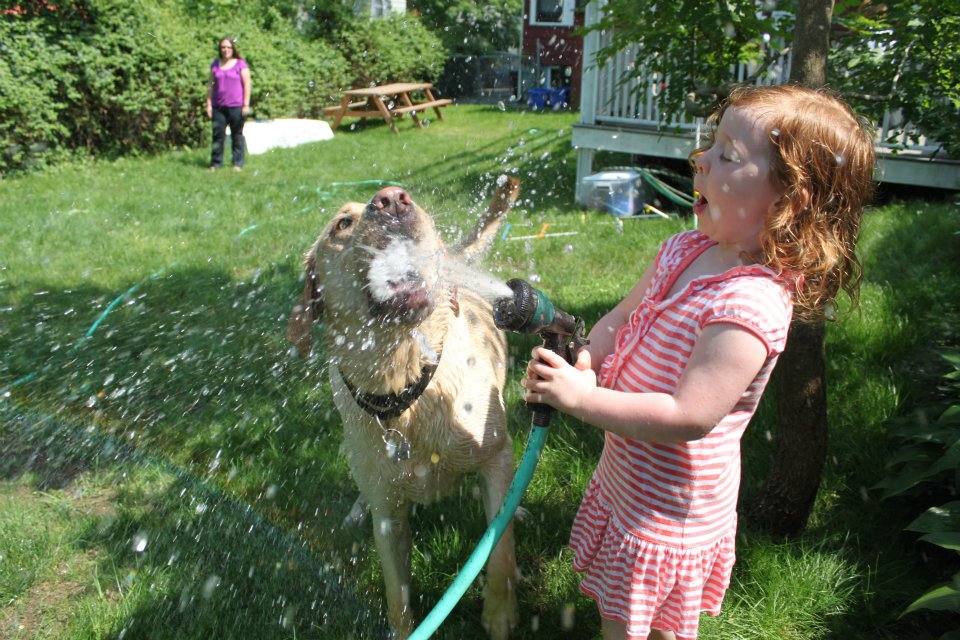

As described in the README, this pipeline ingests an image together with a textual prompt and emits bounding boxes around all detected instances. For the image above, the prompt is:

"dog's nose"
[371,187,414,219]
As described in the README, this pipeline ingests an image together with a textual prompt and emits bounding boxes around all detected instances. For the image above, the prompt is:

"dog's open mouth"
[365,238,438,322]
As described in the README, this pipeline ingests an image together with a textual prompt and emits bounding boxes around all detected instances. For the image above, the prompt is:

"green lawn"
[1,104,958,639]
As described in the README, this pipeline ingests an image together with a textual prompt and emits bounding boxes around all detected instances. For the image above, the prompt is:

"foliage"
[875,352,960,624]
[583,0,792,120]
[831,0,960,157]
[410,0,522,55]
[0,0,442,175]
[333,13,448,86]
[0,0,211,173]
[586,0,960,155]
[222,24,349,119]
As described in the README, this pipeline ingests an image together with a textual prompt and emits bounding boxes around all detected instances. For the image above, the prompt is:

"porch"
[573,3,960,203]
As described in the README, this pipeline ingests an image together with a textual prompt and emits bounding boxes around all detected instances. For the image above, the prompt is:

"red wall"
[522,0,584,106]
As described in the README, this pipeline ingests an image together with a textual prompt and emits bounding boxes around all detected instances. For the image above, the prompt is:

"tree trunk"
[746,0,834,535]
[747,322,828,535]
[789,0,834,88]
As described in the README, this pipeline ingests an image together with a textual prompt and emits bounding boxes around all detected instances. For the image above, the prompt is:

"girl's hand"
[522,346,597,414]
[205,103,212,119]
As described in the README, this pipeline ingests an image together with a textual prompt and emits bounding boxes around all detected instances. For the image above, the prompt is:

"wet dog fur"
[287,179,520,639]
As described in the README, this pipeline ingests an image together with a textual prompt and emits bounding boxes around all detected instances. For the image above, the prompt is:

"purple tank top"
[210,59,248,107]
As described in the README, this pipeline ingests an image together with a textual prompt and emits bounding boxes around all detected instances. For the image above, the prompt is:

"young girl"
[522,84,875,640]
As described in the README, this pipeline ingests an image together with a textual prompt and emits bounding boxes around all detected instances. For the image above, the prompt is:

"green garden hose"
[409,424,549,640]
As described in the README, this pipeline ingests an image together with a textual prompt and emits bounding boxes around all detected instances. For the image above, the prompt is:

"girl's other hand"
[523,346,597,414]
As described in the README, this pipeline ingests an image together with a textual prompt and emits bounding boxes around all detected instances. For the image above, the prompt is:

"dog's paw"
[342,497,369,528]
[513,505,530,522]
[482,586,518,640]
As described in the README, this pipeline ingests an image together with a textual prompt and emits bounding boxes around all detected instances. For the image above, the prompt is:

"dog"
[287,178,521,639]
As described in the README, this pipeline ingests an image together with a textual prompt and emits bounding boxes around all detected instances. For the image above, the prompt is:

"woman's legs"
[224,106,246,168]
[210,107,228,168]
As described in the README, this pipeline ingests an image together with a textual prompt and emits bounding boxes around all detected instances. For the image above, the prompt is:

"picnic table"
[324,82,452,133]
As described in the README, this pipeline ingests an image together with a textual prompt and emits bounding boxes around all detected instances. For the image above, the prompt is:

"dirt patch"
[1,551,95,638]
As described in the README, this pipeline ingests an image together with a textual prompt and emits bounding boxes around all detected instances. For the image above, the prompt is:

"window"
[531,0,574,26]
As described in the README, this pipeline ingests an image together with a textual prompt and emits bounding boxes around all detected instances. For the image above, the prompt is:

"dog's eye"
[336,217,354,232]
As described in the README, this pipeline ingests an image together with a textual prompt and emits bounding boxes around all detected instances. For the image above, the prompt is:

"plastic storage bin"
[526,88,550,110]
[581,170,646,217]
[550,86,571,110]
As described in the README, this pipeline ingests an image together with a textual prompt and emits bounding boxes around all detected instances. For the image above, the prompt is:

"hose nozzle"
[494,279,587,428]
[493,278,578,338]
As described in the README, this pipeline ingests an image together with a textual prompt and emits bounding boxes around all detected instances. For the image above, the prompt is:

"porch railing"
[579,3,943,156]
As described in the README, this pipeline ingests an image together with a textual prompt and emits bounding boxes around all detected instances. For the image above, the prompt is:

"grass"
[1,103,959,639]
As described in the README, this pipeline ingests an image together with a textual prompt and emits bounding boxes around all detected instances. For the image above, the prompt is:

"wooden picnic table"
[324,82,452,133]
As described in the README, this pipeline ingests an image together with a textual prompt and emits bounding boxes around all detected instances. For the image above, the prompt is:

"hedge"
[0,1,445,175]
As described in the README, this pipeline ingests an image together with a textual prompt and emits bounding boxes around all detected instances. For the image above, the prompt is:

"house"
[353,0,406,17]
[572,2,960,201]
[521,0,586,107]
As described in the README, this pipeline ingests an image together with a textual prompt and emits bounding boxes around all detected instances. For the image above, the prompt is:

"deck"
[574,2,960,202]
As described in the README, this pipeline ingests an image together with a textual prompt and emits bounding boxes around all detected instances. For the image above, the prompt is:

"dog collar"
[339,358,440,421]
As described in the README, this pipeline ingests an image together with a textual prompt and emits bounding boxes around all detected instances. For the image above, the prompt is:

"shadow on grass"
[0,404,388,639]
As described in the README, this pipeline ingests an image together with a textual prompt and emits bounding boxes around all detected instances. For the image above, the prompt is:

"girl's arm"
[241,67,252,116]
[524,322,768,443]
[580,259,657,373]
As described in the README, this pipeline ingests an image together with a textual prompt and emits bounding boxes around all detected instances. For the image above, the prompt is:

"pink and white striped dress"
[570,230,793,639]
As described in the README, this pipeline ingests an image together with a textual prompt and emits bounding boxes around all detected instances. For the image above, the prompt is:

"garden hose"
[601,165,696,210]
[409,424,549,640]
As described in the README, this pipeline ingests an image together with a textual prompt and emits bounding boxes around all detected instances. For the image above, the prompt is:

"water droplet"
[132,533,148,553]
[561,603,576,630]
[202,575,221,599]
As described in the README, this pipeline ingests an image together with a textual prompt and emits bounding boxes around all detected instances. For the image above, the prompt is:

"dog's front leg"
[480,444,520,639]
[371,501,414,639]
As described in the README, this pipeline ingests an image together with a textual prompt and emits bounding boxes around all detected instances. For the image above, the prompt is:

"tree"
[745,0,834,536]
[409,0,522,55]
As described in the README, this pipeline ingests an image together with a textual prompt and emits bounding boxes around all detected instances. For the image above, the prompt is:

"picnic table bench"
[323,82,452,133]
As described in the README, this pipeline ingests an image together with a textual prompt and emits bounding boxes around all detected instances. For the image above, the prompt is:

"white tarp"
[231,119,334,155]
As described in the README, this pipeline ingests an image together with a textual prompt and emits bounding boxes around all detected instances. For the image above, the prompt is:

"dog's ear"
[457,175,520,264]
[286,246,323,355]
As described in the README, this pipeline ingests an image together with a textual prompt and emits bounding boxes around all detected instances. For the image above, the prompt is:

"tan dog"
[287,179,521,639]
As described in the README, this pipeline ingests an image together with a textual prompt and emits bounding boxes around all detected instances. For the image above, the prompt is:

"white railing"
[580,5,944,156]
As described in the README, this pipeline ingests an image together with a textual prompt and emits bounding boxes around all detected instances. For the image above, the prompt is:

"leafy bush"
[215,26,349,119]
[333,14,447,87]
[2,0,428,175]
[875,353,960,625]
[1,0,212,174]
[410,0,522,55]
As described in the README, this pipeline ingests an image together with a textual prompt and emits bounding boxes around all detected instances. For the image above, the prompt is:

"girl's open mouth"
[693,193,708,215]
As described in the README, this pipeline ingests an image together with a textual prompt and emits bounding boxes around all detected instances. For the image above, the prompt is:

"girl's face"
[693,106,783,255]
[219,40,235,60]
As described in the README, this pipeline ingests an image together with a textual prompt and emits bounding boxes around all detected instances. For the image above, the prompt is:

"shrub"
[0,0,350,175]
[333,14,447,87]
[218,27,349,119]
[875,352,960,623]
[1,0,211,174]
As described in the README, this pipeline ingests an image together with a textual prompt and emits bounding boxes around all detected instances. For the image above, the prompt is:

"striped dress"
[570,230,793,639]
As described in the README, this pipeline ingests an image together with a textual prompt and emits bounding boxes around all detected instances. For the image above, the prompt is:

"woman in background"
[206,37,251,171]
